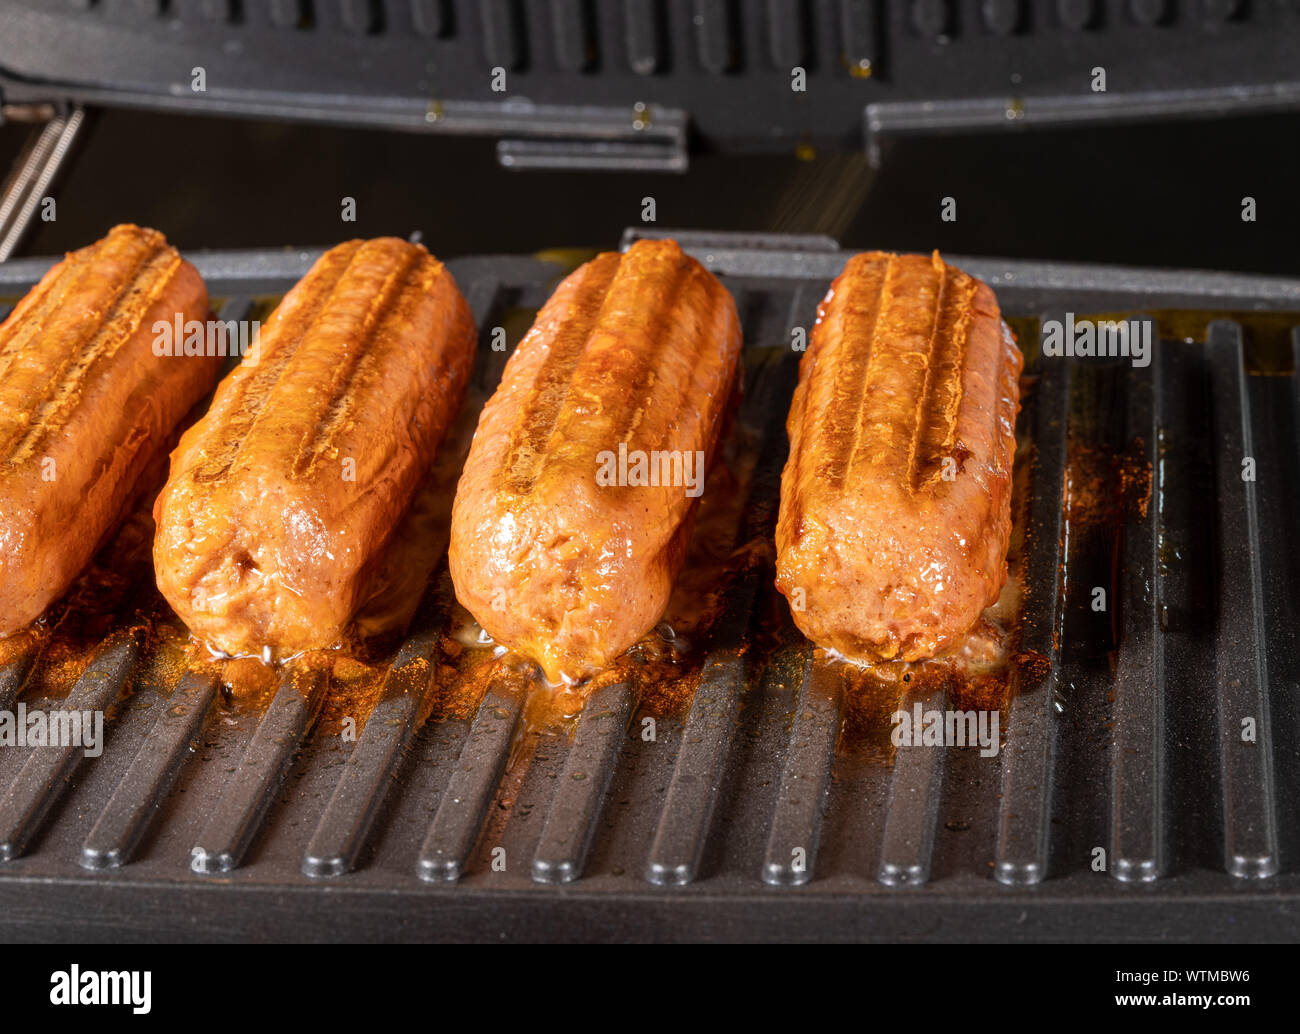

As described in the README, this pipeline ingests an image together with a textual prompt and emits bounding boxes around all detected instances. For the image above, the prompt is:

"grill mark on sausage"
[607,250,690,451]
[289,242,424,479]
[2,234,173,466]
[505,244,697,500]
[780,254,883,545]
[841,253,894,487]
[0,226,147,367]
[811,252,889,489]
[0,229,152,459]
[657,264,732,463]
[190,241,363,484]
[308,255,443,480]
[0,254,96,458]
[904,254,977,489]
[0,247,92,385]
[910,260,978,490]
[502,252,621,495]
[681,269,743,481]
[904,256,947,491]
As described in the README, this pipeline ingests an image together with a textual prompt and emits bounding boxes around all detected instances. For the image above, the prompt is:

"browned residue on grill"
[1065,439,1152,527]
[1122,438,1153,519]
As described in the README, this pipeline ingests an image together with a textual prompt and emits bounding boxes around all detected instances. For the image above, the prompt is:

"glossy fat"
[775,250,1023,662]
[449,238,742,684]
[154,238,476,656]
[0,224,216,634]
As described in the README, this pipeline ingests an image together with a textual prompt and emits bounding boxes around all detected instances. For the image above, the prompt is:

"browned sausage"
[153,238,476,658]
[0,224,216,634]
[775,250,1023,662]
[449,238,742,684]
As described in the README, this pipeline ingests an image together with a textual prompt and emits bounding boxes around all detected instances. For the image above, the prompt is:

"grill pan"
[0,229,1298,943]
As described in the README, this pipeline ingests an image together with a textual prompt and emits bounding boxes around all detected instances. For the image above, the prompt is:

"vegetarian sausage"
[0,224,216,634]
[449,238,742,684]
[775,250,1022,663]
[153,237,476,658]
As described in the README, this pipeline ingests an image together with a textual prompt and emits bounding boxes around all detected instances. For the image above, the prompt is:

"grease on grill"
[827,581,1020,760]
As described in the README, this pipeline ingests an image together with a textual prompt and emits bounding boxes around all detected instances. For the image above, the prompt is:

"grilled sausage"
[450,238,742,684]
[0,224,216,634]
[154,238,476,658]
[775,250,1022,663]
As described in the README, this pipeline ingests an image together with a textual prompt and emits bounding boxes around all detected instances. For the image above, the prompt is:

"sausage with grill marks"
[449,238,743,684]
[0,224,217,634]
[153,237,476,657]
[775,250,1023,663]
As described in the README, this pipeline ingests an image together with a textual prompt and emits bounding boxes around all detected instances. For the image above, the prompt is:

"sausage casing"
[775,251,1023,662]
[449,238,742,684]
[0,224,216,634]
[154,238,476,657]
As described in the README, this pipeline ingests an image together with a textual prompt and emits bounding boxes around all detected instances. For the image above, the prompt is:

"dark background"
[1,106,1296,272]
